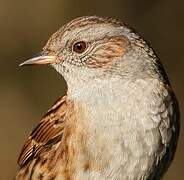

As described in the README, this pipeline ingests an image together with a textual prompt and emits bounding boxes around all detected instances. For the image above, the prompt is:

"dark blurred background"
[0,0,183,179]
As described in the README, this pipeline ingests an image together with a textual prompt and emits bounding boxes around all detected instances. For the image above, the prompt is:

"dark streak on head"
[64,16,125,33]
[44,16,127,52]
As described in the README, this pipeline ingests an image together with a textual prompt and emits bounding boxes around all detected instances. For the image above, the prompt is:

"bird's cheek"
[53,55,64,64]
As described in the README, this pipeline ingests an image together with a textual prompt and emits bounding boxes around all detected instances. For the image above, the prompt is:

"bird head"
[20,16,158,87]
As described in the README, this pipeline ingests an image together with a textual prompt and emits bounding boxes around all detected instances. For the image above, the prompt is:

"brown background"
[0,0,183,179]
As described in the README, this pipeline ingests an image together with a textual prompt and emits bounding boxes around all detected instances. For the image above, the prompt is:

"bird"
[16,16,180,180]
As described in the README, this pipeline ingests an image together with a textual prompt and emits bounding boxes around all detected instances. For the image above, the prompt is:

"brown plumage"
[16,96,77,179]
[16,16,180,180]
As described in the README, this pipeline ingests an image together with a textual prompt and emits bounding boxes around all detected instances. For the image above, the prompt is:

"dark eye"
[73,41,87,53]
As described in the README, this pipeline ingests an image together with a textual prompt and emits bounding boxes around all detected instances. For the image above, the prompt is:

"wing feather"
[17,96,67,167]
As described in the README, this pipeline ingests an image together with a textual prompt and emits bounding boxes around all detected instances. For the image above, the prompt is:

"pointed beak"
[19,53,57,66]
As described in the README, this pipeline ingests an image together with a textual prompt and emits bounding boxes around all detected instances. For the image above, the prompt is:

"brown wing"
[17,95,67,167]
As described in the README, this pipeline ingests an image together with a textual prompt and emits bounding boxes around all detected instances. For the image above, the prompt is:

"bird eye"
[73,41,87,53]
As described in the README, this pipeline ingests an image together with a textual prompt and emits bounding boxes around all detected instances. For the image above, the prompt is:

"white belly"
[67,78,174,180]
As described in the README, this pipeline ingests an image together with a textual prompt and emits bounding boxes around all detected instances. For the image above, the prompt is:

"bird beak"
[19,52,57,66]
